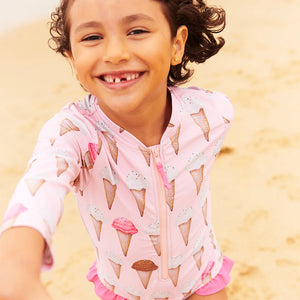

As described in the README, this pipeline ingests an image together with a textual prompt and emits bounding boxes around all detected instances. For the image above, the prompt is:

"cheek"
[142,39,173,66]
[72,50,97,74]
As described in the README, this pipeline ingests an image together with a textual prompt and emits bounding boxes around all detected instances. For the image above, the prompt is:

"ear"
[171,25,188,66]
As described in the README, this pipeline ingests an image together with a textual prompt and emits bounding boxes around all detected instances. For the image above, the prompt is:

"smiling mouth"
[100,72,143,84]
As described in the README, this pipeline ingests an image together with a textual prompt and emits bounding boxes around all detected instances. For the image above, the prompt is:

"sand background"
[0,0,299,299]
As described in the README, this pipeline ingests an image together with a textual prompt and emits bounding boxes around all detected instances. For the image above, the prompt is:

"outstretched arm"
[0,227,52,300]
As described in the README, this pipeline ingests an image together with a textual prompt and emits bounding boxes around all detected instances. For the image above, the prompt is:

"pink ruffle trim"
[87,256,234,299]
[86,262,126,300]
[195,256,234,296]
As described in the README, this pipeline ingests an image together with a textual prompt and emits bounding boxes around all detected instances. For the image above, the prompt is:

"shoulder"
[169,86,234,122]
[39,95,98,141]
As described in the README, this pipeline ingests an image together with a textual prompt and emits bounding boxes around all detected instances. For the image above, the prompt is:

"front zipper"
[151,146,171,279]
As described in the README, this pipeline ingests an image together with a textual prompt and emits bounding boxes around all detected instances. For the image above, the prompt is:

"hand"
[0,227,51,300]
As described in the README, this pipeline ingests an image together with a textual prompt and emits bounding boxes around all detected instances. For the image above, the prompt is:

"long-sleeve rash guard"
[1,86,234,300]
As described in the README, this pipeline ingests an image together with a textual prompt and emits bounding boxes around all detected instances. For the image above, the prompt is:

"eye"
[82,35,102,42]
[128,29,148,36]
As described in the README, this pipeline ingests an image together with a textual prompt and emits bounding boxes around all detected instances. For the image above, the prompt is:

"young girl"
[0,0,234,299]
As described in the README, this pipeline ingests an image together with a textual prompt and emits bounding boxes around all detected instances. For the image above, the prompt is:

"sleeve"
[0,110,85,271]
[210,90,234,125]
[209,91,234,157]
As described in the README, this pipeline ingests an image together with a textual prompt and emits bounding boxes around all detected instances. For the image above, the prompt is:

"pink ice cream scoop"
[3,203,28,223]
[88,143,99,163]
[112,217,138,234]
[201,261,215,281]
[112,217,138,256]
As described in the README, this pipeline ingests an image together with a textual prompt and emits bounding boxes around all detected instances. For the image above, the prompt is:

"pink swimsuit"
[1,86,234,299]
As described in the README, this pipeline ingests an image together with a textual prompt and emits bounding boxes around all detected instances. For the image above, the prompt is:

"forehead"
[67,0,169,32]
[67,0,167,26]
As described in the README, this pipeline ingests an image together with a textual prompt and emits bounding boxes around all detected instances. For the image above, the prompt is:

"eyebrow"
[74,13,154,33]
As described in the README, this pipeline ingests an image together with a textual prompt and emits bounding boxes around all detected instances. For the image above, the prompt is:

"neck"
[101,90,172,147]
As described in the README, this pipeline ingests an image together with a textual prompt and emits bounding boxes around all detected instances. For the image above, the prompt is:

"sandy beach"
[0,0,299,299]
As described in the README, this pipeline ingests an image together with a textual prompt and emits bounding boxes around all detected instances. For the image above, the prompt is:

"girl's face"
[67,0,187,119]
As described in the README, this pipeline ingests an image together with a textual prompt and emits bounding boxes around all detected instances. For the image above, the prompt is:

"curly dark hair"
[49,0,225,86]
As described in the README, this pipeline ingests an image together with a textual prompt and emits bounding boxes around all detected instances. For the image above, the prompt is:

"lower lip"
[99,73,144,90]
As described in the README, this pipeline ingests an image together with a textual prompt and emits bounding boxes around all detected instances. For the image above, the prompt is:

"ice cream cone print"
[25,178,45,196]
[180,279,196,299]
[84,151,94,170]
[202,199,208,226]
[112,217,138,256]
[139,147,151,167]
[103,132,118,164]
[49,138,56,146]
[149,235,161,256]
[214,137,225,157]
[179,219,191,246]
[100,167,119,209]
[91,216,102,241]
[145,221,161,256]
[106,252,123,279]
[25,158,37,173]
[71,175,80,190]
[125,286,142,300]
[103,275,116,293]
[176,207,193,246]
[152,291,171,300]
[209,229,217,249]
[56,157,69,177]
[190,165,204,195]
[222,116,231,124]
[59,118,80,136]
[88,143,100,163]
[103,178,117,210]
[88,205,104,241]
[165,180,175,211]
[170,125,181,155]
[97,132,103,154]
[182,291,192,298]
[117,230,133,256]
[126,171,150,217]
[168,255,184,287]
[164,165,178,211]
[132,260,158,289]
[169,266,181,287]
[205,89,213,94]
[193,246,204,270]
[129,294,141,300]
[191,108,210,142]
[201,261,214,285]
[130,189,146,217]
[3,203,28,227]
[104,280,115,293]
[125,287,142,300]
[137,270,152,289]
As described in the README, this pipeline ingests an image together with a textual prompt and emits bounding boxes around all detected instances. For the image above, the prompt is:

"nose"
[102,36,130,64]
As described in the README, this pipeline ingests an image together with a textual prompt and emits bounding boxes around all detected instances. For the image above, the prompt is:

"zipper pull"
[152,147,172,190]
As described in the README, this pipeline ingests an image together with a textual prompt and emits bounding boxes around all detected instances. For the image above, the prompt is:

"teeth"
[103,75,114,83]
[103,73,140,83]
